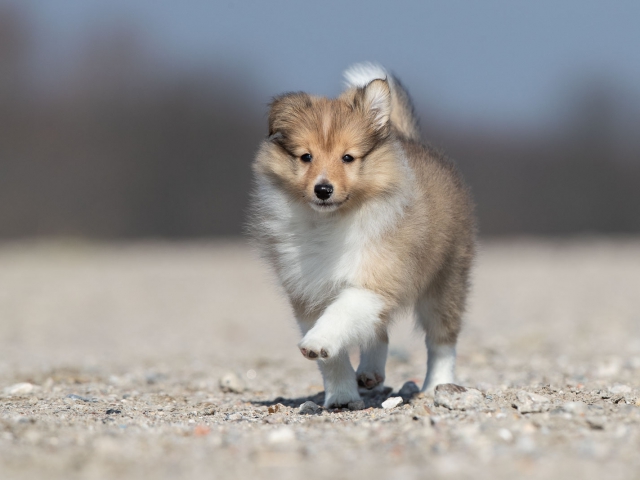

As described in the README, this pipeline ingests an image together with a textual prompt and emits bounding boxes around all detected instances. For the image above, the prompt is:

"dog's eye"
[300,153,312,162]
[342,154,354,163]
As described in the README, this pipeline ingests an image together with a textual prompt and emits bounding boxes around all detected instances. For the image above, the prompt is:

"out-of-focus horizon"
[1,1,639,238]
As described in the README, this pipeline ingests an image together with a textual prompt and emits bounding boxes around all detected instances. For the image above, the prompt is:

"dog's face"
[256,79,398,213]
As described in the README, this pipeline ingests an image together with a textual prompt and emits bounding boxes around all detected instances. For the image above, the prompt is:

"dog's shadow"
[252,386,397,411]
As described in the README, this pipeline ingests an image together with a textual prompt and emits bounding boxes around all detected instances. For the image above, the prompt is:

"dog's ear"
[354,79,391,133]
[268,92,312,138]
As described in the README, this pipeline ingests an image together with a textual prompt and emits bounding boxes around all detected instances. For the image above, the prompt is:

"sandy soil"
[1,238,639,480]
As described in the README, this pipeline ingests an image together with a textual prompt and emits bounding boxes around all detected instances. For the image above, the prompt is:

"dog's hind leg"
[356,329,388,391]
[416,263,469,394]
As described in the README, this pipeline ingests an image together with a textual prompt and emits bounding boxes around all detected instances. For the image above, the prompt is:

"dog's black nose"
[314,183,333,200]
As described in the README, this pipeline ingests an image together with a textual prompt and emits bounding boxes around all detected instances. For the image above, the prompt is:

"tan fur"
[255,89,475,330]
[250,69,476,401]
[258,88,399,214]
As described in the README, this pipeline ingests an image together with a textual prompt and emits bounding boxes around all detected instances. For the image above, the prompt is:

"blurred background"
[1,0,639,239]
[2,5,640,478]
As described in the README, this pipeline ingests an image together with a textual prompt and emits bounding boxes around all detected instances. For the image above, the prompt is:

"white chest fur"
[271,197,366,308]
[255,180,409,309]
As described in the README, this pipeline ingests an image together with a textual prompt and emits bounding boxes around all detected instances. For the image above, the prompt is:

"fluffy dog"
[250,63,475,408]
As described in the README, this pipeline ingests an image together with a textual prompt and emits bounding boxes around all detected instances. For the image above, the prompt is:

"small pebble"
[299,401,321,414]
[4,383,39,395]
[268,403,285,414]
[398,381,420,399]
[219,372,245,393]
[434,384,484,411]
[347,400,365,411]
[66,394,97,403]
[381,396,403,409]
[513,391,551,414]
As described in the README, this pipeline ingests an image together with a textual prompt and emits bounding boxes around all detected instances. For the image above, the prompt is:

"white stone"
[219,372,245,393]
[381,396,403,409]
[4,383,39,395]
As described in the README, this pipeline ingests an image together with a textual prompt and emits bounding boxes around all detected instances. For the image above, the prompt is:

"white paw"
[356,371,385,390]
[298,331,334,360]
[324,389,361,408]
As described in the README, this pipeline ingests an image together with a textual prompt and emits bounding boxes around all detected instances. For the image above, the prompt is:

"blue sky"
[20,0,640,127]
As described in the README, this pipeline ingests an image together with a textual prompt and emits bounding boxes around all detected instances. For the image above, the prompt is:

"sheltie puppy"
[250,63,475,408]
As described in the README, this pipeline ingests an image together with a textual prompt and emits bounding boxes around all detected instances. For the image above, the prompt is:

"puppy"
[250,63,475,408]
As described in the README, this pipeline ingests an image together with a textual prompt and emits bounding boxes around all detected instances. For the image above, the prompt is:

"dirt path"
[1,239,639,479]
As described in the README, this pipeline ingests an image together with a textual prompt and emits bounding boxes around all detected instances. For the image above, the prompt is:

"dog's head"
[255,79,400,213]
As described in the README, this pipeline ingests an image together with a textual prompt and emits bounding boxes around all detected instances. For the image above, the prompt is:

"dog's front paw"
[299,346,329,360]
[356,371,385,391]
[324,389,361,409]
[298,333,333,360]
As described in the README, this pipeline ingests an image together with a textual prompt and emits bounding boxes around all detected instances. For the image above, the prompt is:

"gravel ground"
[1,238,639,480]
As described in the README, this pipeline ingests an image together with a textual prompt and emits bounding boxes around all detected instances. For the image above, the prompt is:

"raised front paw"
[299,346,329,360]
[356,371,385,390]
[298,333,332,360]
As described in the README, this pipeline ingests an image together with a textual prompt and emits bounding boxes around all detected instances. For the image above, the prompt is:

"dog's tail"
[343,62,421,141]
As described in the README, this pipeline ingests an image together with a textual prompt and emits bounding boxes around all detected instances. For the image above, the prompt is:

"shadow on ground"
[252,386,400,410]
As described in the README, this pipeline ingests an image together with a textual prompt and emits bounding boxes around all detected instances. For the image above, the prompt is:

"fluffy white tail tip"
[343,62,389,88]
